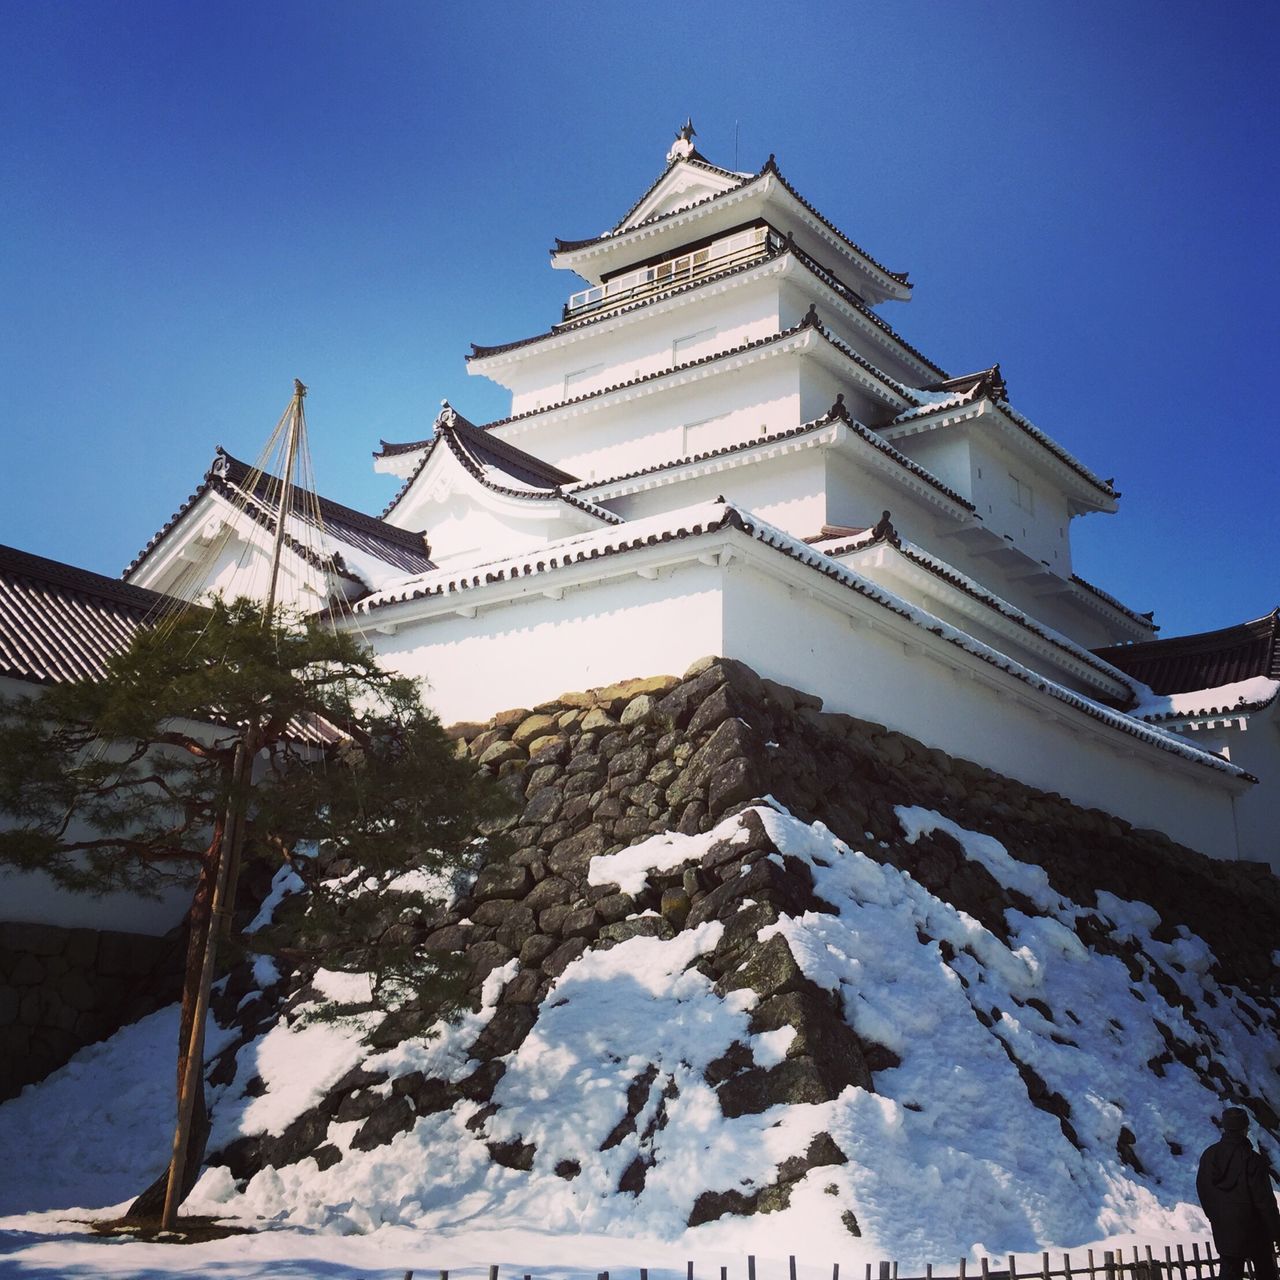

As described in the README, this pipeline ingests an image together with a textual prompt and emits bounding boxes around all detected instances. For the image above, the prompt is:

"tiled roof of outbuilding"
[1095,609,1280,696]
[0,543,177,686]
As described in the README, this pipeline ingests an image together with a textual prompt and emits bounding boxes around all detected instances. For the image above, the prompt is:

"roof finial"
[666,117,698,165]
[435,399,458,430]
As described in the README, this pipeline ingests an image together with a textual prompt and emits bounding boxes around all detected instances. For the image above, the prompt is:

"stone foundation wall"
[0,921,182,1101]
[202,657,1279,1203]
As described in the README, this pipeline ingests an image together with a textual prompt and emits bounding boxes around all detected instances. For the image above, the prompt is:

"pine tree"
[0,596,505,1223]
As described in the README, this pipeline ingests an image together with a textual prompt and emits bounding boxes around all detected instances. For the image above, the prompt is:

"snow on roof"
[352,500,1246,781]
[1130,676,1280,725]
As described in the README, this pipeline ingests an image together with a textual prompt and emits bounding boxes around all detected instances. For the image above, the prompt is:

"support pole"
[161,735,251,1229]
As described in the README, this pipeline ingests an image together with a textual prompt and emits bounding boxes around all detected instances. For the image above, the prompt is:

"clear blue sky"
[1,1,1275,637]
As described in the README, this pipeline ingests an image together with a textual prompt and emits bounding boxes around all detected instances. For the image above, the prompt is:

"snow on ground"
[1,805,1275,1278]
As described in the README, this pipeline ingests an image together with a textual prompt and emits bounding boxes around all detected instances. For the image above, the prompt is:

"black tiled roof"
[380,411,618,527]
[466,316,916,446]
[551,156,910,291]
[468,238,947,380]
[0,543,177,686]
[1070,575,1158,631]
[376,406,578,488]
[1095,610,1280,695]
[124,449,433,582]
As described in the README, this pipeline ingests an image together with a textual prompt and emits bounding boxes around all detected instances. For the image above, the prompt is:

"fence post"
[749,1256,756,1280]
[1105,1251,1116,1280]
[490,1266,499,1280]
[1010,1255,1018,1280]
[791,1258,798,1280]
[879,1264,892,1280]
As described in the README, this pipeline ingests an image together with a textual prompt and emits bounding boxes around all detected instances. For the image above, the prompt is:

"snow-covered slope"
[2,659,1276,1274]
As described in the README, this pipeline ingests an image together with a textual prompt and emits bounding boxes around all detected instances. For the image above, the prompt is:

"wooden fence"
[405,1244,1280,1280]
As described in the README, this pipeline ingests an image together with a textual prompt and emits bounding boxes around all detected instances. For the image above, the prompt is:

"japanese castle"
[5,124,1276,872]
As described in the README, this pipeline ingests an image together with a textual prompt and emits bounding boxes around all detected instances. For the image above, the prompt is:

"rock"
[620,694,658,727]
[581,707,619,733]
[618,1156,648,1194]
[474,863,534,902]
[488,1138,536,1170]
[512,713,559,748]
[518,934,558,968]
[525,876,573,911]
[493,706,533,728]
[555,1159,581,1179]
[522,787,563,825]
[749,990,872,1094]
[716,1057,833,1116]
[720,934,806,1001]
[660,888,691,930]
[459,1059,506,1101]
[542,937,589,977]
[560,906,598,940]
[528,735,570,766]
[470,1004,537,1060]
[469,727,512,758]
[500,969,543,1005]
[599,916,674,944]
[478,740,526,769]
[350,1095,415,1151]
[707,756,760,814]
[547,825,609,876]
[594,892,638,924]
[467,940,515,982]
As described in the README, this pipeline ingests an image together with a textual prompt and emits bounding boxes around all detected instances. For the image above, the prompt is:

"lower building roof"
[0,543,177,686]
[1096,609,1280,695]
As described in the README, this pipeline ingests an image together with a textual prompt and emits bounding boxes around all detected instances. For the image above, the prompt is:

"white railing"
[565,225,774,320]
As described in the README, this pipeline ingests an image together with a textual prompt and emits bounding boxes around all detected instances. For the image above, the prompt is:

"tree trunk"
[124,829,218,1222]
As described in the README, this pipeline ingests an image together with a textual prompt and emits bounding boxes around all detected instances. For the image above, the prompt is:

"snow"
[1131,676,1280,722]
[1,805,1275,1278]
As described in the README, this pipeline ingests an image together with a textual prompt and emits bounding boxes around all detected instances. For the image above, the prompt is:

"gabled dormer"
[550,124,912,308]
[375,402,619,565]
[611,120,749,232]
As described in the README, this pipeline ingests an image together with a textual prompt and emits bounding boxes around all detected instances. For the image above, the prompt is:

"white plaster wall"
[1181,711,1279,872]
[364,563,726,725]
[717,563,1241,860]
[356,548,1243,862]
[603,449,830,540]
[778,278,928,390]
[0,866,191,935]
[501,280,783,415]
[824,452,949,547]
[967,433,1074,574]
[494,362,803,486]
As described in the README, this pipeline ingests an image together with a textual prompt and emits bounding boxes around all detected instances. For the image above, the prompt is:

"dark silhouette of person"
[1196,1107,1280,1280]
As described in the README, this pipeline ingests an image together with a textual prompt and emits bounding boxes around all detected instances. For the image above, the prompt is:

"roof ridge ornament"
[210,448,231,480]
[435,399,459,431]
[666,117,698,165]
[827,393,851,423]
[871,509,900,546]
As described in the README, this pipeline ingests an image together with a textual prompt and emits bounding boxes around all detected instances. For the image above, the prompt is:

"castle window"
[563,363,604,396]
[673,327,717,364]
[1010,473,1035,514]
